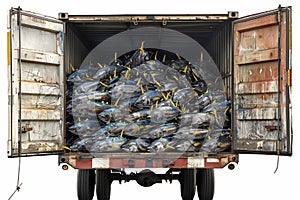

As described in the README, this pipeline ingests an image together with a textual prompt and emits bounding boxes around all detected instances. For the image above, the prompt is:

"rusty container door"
[233,7,292,155]
[8,8,65,157]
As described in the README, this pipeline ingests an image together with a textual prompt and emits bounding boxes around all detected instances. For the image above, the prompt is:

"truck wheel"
[180,169,196,200]
[96,169,112,200]
[197,169,215,200]
[77,169,95,200]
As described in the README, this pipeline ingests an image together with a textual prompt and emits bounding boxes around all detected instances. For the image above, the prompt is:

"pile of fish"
[66,44,231,153]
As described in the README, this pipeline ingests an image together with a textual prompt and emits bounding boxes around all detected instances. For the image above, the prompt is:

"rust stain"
[31,16,46,24]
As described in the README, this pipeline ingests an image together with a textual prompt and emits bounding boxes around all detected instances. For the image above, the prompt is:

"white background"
[0,1,299,200]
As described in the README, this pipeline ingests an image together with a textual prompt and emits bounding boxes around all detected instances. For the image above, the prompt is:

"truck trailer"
[7,6,292,200]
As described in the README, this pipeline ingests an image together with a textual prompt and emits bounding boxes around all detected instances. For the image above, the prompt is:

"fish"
[181,102,201,113]
[125,45,150,68]
[66,48,232,154]
[131,109,150,121]
[72,91,111,104]
[216,134,231,152]
[105,122,128,135]
[98,107,124,123]
[203,101,231,113]
[185,67,208,95]
[166,139,194,152]
[122,138,151,152]
[146,123,177,139]
[147,138,171,152]
[68,120,101,136]
[110,84,141,102]
[173,88,197,107]
[72,101,111,117]
[158,100,173,107]
[123,120,154,137]
[70,137,94,152]
[126,66,149,81]
[142,70,165,86]
[150,106,179,123]
[107,77,137,89]
[134,90,162,109]
[200,129,231,152]
[209,129,231,138]
[117,97,139,112]
[173,127,208,140]
[93,65,125,80]
[161,82,179,92]
[67,67,99,83]
[73,80,100,95]
[166,59,189,74]
[90,136,127,152]
[197,92,226,108]
[178,113,212,127]
[90,128,110,140]
[203,102,231,128]
[176,75,191,89]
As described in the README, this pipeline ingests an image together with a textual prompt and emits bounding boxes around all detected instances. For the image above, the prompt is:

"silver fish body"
[150,106,178,123]
[146,123,177,139]
[122,139,151,152]
[179,113,212,127]
[173,127,208,140]
[98,108,124,123]
[90,136,127,152]
[147,138,171,153]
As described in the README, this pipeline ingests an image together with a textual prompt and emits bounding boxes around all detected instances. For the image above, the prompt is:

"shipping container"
[7,6,292,200]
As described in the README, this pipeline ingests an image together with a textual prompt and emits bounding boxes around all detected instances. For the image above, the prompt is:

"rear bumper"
[59,152,238,169]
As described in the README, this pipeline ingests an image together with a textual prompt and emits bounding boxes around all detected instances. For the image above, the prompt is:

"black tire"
[77,169,96,200]
[180,169,196,200]
[196,169,215,200]
[96,169,112,200]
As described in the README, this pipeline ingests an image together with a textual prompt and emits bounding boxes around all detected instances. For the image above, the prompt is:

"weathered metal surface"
[21,26,57,52]
[233,8,292,154]
[237,93,278,108]
[237,61,278,82]
[65,14,234,22]
[21,109,61,120]
[21,62,59,83]
[238,48,278,64]
[237,108,278,120]
[19,49,61,65]
[21,82,60,95]
[21,95,60,109]
[21,14,63,32]
[20,121,61,140]
[8,9,64,157]
[237,81,277,94]
[61,153,238,169]
[234,13,278,31]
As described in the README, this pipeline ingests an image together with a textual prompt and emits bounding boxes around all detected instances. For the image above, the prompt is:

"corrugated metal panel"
[204,22,232,99]
[65,24,89,73]
[8,9,64,157]
[233,8,292,155]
